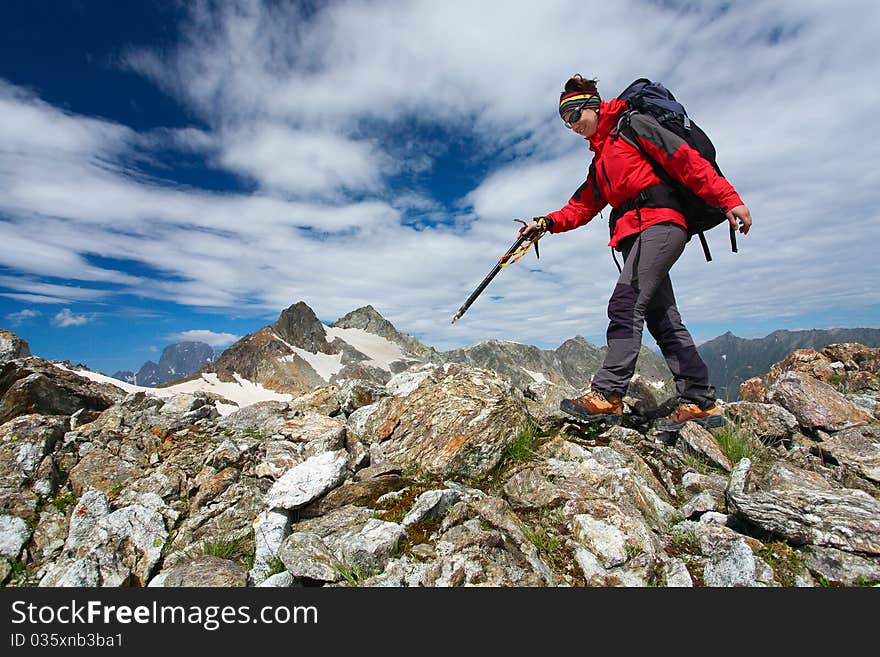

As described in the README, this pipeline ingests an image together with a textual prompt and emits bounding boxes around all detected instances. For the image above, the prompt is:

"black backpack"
[612,78,737,261]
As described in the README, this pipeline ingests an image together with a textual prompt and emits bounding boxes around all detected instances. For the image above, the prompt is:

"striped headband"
[559,92,600,118]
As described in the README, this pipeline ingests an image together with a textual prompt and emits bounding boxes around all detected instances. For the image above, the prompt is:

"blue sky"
[2,0,879,376]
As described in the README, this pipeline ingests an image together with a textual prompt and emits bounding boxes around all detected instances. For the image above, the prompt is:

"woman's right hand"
[518,216,549,239]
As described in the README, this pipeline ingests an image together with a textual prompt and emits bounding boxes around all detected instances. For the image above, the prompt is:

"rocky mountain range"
[112,341,218,387]
[699,328,880,401]
[1,321,878,588]
[208,301,674,399]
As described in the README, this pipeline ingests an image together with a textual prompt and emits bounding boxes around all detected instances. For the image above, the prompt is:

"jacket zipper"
[600,161,614,196]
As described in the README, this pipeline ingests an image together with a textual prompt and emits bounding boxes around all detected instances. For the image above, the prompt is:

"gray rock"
[815,425,880,484]
[257,571,295,587]
[0,515,31,559]
[31,506,69,561]
[278,532,341,582]
[728,486,880,554]
[759,461,834,492]
[727,458,752,497]
[250,509,291,584]
[663,558,694,587]
[800,545,880,586]
[264,449,348,510]
[676,422,733,472]
[402,489,461,527]
[703,538,758,587]
[339,518,407,575]
[572,515,628,568]
[161,556,247,587]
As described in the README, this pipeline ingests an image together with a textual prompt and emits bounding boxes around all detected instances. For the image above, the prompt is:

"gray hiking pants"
[591,222,716,407]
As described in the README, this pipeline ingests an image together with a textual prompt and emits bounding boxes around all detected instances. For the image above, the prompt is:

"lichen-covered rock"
[338,519,407,575]
[40,490,167,587]
[249,509,291,584]
[336,379,386,415]
[67,447,146,497]
[289,385,340,417]
[740,377,768,403]
[278,531,340,582]
[363,364,528,479]
[821,343,880,374]
[767,349,837,385]
[767,371,872,432]
[0,515,31,559]
[0,414,68,520]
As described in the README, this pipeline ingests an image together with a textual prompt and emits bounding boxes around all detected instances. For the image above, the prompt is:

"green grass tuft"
[503,420,542,465]
[714,419,768,466]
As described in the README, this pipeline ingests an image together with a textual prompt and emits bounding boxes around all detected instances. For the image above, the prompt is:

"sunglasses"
[563,100,593,129]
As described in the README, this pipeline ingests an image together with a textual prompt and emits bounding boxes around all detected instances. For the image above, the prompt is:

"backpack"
[611,78,736,262]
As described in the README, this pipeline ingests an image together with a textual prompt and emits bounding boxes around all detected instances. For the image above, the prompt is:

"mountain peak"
[333,305,393,332]
[273,301,333,354]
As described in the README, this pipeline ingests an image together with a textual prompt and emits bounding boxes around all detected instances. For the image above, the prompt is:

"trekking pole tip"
[451,311,462,324]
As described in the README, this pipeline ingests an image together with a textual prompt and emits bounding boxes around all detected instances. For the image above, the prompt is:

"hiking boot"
[560,390,623,422]
[655,401,725,432]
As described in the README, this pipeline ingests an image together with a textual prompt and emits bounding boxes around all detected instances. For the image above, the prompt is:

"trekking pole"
[451,220,543,324]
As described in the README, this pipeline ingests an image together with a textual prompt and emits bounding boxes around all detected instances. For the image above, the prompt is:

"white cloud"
[5,309,40,325]
[52,309,95,328]
[163,330,240,347]
[0,1,878,356]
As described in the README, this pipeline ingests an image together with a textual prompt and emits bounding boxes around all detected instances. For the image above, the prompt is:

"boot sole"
[560,399,622,424]
[655,414,726,433]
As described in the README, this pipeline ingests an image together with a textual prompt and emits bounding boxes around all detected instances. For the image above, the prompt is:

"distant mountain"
[698,328,880,400]
[113,341,217,386]
[440,336,672,393]
[208,300,674,397]
[210,302,428,395]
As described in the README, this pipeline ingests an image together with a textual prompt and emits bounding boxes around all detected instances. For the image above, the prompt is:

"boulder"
[767,371,872,432]
[0,358,124,424]
[363,364,528,479]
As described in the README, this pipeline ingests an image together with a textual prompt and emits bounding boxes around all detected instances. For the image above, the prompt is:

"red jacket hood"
[588,98,629,154]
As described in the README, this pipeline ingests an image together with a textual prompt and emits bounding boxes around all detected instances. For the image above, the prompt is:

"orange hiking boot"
[655,401,725,432]
[560,390,623,422]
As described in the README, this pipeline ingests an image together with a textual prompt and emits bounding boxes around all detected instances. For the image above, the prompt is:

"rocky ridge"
[1,327,878,588]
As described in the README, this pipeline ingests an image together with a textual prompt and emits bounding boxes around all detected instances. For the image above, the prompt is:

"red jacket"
[546,98,743,248]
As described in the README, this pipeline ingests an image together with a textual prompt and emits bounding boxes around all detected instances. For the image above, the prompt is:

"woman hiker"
[519,74,752,431]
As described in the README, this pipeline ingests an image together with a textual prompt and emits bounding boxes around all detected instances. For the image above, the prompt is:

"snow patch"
[54,364,291,416]
[324,326,404,372]
[272,332,344,381]
[521,368,548,383]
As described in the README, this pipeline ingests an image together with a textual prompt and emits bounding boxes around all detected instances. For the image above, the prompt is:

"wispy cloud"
[1,1,878,355]
[5,308,40,325]
[163,329,239,347]
[52,309,95,328]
